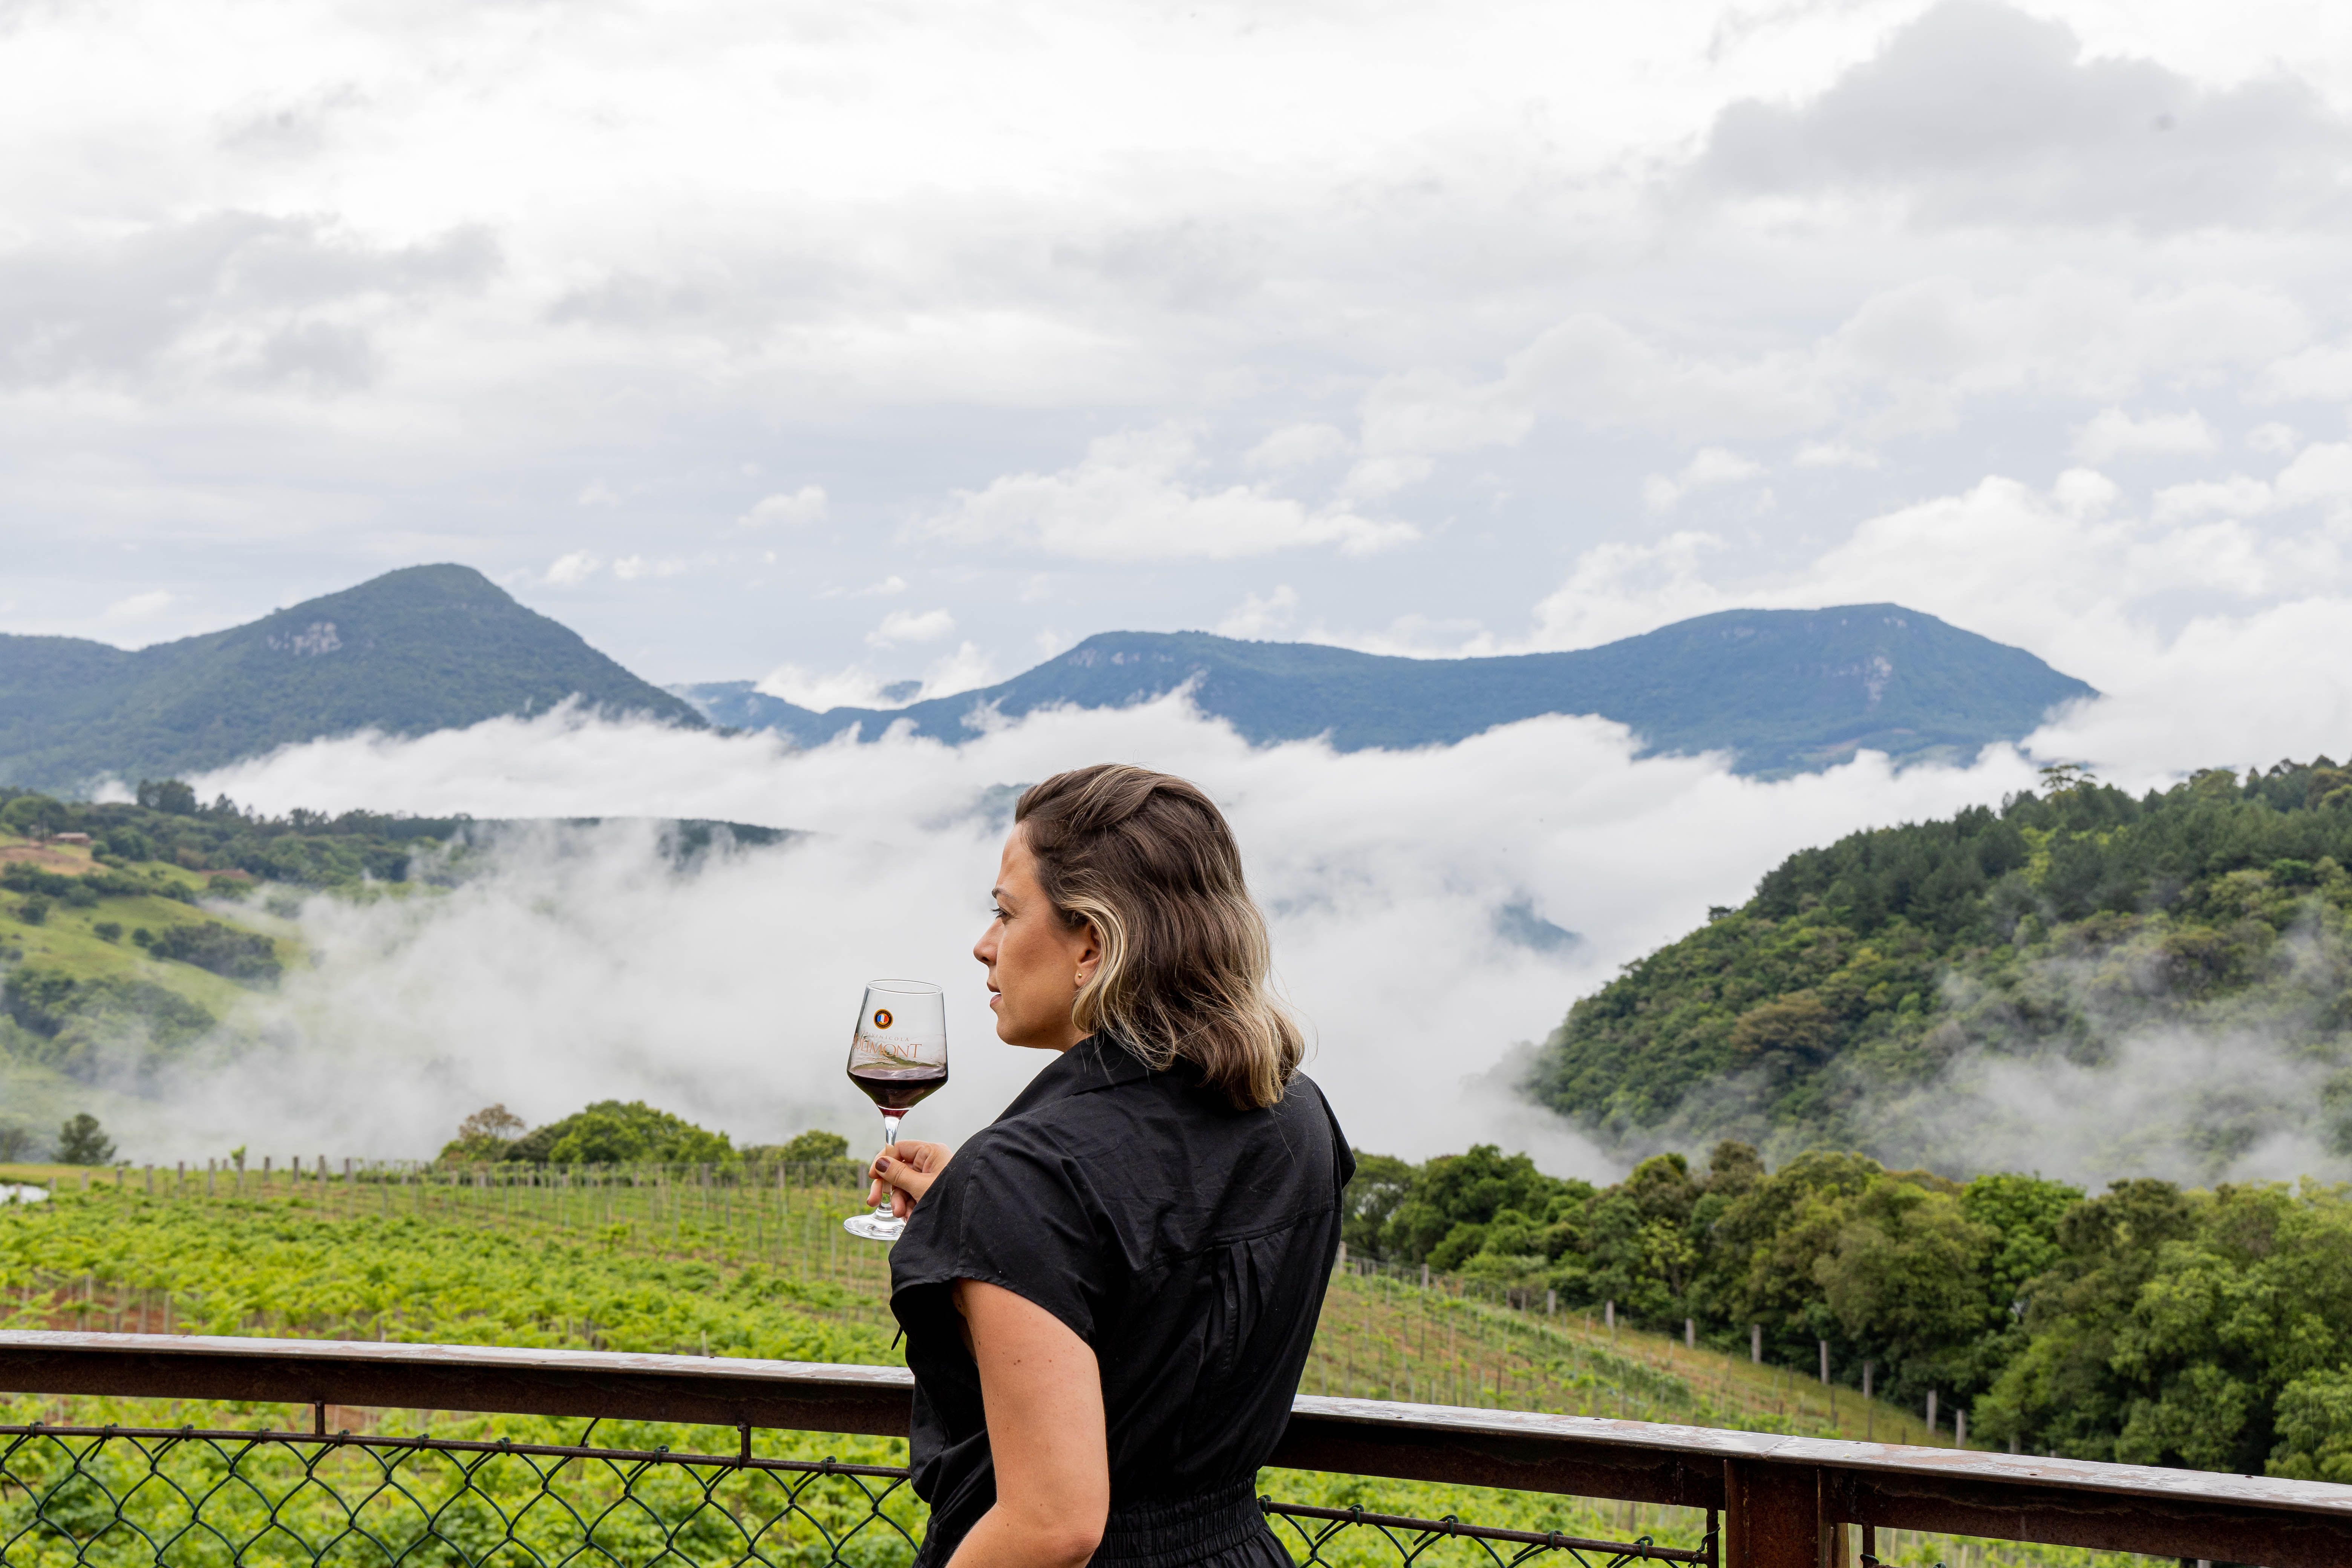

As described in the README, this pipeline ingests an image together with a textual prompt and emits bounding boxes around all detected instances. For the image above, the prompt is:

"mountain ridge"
[683,605,2096,776]
[0,565,704,795]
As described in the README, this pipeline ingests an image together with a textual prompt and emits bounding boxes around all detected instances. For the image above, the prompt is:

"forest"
[1528,758,2352,1160]
[1344,1136,2352,1481]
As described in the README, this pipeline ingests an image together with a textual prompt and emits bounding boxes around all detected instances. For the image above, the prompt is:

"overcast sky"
[8,0,2352,716]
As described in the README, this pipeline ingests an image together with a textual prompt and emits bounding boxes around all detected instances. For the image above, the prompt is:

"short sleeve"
[888,1124,1112,1350]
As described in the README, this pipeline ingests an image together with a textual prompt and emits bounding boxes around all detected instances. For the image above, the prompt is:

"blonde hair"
[1015,764,1303,1110]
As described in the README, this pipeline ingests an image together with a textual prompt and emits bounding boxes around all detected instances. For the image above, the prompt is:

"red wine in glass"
[848,1064,949,1111]
[844,979,948,1242]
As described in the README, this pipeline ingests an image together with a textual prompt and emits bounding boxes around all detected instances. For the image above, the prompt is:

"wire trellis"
[0,1422,1712,1568]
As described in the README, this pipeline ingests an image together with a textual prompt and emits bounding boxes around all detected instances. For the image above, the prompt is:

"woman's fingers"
[870,1139,953,1213]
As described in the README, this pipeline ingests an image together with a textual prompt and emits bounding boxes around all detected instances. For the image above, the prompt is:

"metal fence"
[0,1334,2347,1568]
[0,1419,1701,1568]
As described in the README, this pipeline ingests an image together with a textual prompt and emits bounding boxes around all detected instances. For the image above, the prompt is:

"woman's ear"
[1074,922,1103,988]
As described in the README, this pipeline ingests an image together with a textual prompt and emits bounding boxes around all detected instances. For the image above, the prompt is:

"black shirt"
[889,1034,1353,1567]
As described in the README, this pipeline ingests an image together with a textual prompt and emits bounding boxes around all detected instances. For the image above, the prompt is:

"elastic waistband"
[1093,1481,1268,1568]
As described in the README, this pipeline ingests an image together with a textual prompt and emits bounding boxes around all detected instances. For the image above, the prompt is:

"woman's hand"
[868,1139,953,1217]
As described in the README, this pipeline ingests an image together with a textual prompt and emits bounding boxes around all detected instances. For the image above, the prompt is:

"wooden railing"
[1,1332,2347,1566]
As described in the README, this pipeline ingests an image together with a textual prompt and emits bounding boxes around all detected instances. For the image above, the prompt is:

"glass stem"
[873,1113,903,1218]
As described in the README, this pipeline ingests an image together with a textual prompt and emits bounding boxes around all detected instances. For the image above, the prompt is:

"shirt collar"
[995,1033,1153,1122]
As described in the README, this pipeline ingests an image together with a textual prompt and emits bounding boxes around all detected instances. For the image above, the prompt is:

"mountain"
[681,605,2095,775]
[0,565,704,794]
[1525,759,2352,1171]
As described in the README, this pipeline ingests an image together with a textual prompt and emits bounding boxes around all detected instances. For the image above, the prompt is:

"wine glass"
[843,979,949,1242]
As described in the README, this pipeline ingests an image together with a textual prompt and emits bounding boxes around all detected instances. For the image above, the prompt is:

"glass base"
[844,1211,905,1242]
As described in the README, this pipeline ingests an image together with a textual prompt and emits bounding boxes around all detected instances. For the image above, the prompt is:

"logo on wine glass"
[873,1009,893,1030]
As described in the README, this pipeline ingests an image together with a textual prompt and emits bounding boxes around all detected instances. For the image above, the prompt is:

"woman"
[869,764,1353,1568]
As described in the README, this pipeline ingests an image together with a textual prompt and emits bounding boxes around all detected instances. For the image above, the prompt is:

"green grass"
[0,835,280,1003]
[0,1173,2174,1568]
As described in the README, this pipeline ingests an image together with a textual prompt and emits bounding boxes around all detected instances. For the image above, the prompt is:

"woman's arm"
[943,1279,1109,1568]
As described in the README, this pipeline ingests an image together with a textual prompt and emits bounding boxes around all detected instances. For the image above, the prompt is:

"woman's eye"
[990,905,1009,921]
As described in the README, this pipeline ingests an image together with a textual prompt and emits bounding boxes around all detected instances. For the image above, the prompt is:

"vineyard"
[0,1165,2159,1568]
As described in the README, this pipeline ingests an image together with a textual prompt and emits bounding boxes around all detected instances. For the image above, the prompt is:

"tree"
[778,1129,850,1162]
[459,1104,526,1142]
[57,1113,115,1165]
[0,795,67,839]
[135,779,198,815]
[505,1100,735,1166]
[441,1104,528,1164]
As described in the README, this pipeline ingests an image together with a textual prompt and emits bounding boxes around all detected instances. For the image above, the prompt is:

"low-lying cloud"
[145,696,2043,1173]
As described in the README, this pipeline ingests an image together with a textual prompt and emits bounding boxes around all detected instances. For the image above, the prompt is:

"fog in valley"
[118,582,2352,1187]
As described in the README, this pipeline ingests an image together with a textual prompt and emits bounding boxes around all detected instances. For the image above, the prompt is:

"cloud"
[823,575,906,599]
[737,486,828,530]
[756,639,998,713]
[2070,408,2217,463]
[101,590,175,622]
[165,695,2052,1168]
[1793,442,1878,470]
[1694,0,2352,232]
[1642,447,1764,510]
[2274,443,2352,508]
[0,212,496,391]
[867,608,955,648]
[155,623,2352,1185]
[925,427,1418,561]
[612,555,689,581]
[1217,585,1299,639]
[1341,273,2303,482]
[543,551,600,588]
[2151,476,2271,524]
[1245,424,1351,474]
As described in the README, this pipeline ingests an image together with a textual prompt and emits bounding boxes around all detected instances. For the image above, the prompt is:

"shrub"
[18,896,47,925]
[93,922,122,942]
[147,921,281,982]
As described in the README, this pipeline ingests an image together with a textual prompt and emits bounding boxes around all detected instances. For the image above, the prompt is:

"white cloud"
[2248,423,2301,455]
[867,608,956,648]
[101,590,174,622]
[613,555,690,580]
[543,551,600,587]
[2070,408,2217,463]
[168,695,2044,1168]
[160,614,2352,1182]
[577,481,621,508]
[736,486,828,531]
[917,640,998,701]
[1642,447,1764,511]
[824,575,908,599]
[2274,443,2352,508]
[2151,476,2271,524]
[1245,423,1351,474]
[1217,585,1299,639]
[1793,442,1878,469]
[926,427,1416,562]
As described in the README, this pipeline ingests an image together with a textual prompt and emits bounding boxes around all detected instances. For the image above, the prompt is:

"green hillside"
[0,564,704,795]
[1343,1137,2352,1480]
[0,786,791,1154]
[1528,758,2352,1160]
[685,605,2095,776]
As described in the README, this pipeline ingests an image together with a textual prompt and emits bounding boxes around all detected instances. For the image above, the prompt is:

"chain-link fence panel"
[0,1424,1705,1568]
